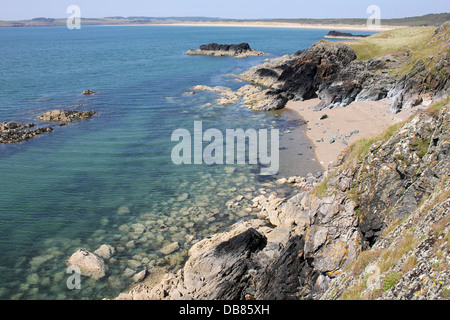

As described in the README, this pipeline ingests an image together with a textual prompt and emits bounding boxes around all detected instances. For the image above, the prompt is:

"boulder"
[66,249,106,280]
[94,244,115,260]
[160,242,180,255]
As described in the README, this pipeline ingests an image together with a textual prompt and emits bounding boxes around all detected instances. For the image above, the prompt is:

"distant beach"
[122,21,398,32]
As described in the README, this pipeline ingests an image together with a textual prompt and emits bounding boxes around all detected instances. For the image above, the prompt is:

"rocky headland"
[107,23,449,301]
[186,42,266,58]
[190,23,449,115]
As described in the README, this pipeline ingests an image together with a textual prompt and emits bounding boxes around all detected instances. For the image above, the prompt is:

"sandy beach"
[131,21,399,32]
[286,98,419,169]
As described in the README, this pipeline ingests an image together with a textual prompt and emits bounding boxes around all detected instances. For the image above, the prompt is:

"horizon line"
[1,12,449,22]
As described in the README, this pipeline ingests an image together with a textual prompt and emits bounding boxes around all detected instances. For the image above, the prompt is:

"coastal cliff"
[113,24,449,300]
[234,23,449,113]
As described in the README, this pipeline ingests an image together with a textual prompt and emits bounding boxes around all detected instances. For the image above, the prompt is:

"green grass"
[412,137,431,159]
[312,170,337,198]
[349,27,437,61]
[348,26,450,79]
[427,97,449,117]
[382,272,403,291]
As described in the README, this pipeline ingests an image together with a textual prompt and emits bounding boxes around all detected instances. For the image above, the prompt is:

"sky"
[1,0,449,21]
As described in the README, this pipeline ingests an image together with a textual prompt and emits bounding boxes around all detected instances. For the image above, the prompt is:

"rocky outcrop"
[236,24,449,112]
[186,43,266,58]
[37,110,97,122]
[0,122,53,144]
[192,84,286,110]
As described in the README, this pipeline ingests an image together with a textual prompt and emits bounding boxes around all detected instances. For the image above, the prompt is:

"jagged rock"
[237,24,449,113]
[186,43,266,58]
[37,110,97,122]
[0,122,52,144]
[66,249,106,280]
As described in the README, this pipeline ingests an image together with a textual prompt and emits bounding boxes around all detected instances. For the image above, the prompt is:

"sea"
[0,25,374,300]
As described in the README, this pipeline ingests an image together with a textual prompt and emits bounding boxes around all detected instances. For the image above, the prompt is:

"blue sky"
[1,0,449,20]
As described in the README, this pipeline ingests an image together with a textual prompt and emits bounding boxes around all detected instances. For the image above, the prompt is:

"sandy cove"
[285,98,419,169]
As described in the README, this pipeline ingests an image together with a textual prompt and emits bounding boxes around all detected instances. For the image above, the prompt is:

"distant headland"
[0,13,449,30]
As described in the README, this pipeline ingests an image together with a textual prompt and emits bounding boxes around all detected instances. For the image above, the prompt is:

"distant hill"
[0,13,448,28]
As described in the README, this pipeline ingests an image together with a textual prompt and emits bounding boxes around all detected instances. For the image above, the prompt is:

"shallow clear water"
[0,26,374,300]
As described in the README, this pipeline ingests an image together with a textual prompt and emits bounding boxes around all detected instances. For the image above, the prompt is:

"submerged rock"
[94,244,115,260]
[160,242,180,255]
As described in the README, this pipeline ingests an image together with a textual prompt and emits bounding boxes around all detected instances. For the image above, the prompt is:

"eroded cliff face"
[240,23,450,113]
[116,101,449,301]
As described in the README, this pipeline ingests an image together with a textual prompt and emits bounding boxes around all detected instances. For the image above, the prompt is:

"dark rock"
[186,43,265,58]
[255,68,279,79]
[182,227,267,300]
[199,42,251,52]
[325,30,369,39]
[255,235,319,299]
[0,122,53,144]
[82,90,97,95]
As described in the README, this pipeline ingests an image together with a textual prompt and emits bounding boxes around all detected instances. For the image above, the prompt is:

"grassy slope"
[348,25,450,79]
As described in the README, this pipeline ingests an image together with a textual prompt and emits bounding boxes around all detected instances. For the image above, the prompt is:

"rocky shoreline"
[111,98,449,300]
[188,24,449,115]
[103,23,449,300]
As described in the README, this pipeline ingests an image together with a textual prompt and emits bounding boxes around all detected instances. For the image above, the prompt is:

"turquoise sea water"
[0,26,374,300]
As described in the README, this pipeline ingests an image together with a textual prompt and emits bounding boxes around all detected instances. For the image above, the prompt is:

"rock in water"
[160,242,180,255]
[82,90,97,95]
[94,244,115,260]
[66,249,107,280]
[37,110,97,122]
[186,43,266,58]
[0,122,53,144]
